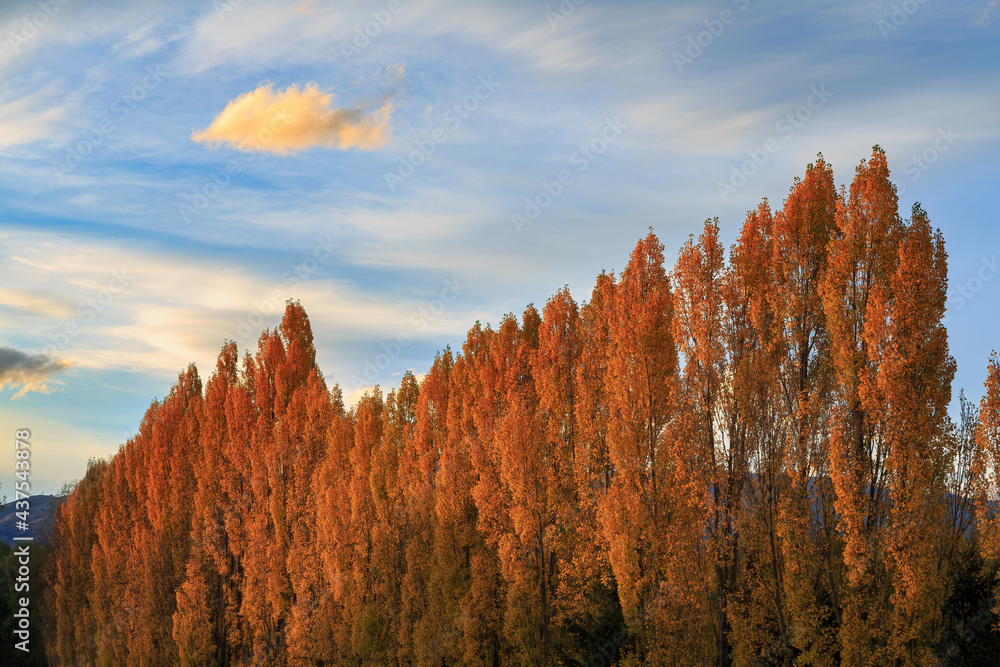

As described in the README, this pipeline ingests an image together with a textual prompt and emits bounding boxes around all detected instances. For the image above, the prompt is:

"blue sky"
[0,0,998,493]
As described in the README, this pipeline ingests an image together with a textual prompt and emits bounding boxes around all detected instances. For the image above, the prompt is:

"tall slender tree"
[771,157,842,666]
[975,353,1000,616]
[601,231,691,663]
[869,204,955,663]
[398,351,452,666]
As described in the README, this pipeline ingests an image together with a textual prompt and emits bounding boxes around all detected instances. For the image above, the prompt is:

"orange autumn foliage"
[39,149,998,666]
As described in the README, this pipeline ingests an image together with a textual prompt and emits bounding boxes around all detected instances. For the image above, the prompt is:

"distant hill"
[0,495,60,547]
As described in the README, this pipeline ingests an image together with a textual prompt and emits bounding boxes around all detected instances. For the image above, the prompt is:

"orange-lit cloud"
[191,80,396,154]
[0,347,71,399]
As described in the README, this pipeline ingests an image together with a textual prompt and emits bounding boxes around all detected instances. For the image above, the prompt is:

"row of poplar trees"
[39,147,1000,666]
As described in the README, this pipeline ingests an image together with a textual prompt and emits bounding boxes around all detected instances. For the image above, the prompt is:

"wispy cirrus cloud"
[0,287,74,319]
[191,74,401,154]
[111,19,190,58]
[977,0,998,26]
[0,85,66,150]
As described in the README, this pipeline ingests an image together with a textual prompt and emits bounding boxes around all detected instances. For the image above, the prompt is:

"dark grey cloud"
[0,346,71,398]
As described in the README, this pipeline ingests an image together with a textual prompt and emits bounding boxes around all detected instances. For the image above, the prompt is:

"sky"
[0,0,998,494]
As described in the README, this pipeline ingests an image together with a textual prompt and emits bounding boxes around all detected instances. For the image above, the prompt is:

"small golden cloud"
[192,81,395,154]
[295,0,316,15]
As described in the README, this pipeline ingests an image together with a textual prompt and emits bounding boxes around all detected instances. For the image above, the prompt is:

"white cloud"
[175,2,350,75]
[0,287,75,319]
[111,19,191,58]
[0,85,67,150]
[976,0,998,26]
[0,230,490,386]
